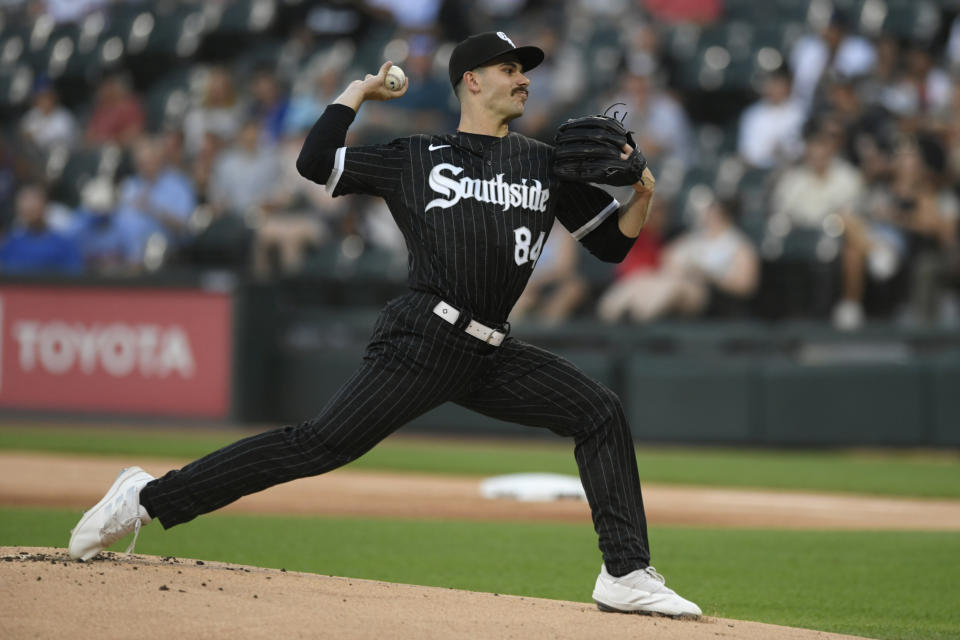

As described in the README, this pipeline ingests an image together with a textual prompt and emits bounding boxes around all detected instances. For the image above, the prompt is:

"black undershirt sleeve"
[579,212,637,263]
[295,103,357,185]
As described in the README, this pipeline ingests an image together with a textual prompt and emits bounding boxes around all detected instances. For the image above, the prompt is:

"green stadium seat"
[663,23,702,63]
[141,4,205,60]
[103,3,155,57]
[879,0,941,41]
[0,63,32,110]
[46,145,128,208]
[208,0,277,36]
[144,67,199,131]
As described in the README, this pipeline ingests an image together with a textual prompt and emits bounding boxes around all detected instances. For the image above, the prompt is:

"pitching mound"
[1,547,868,640]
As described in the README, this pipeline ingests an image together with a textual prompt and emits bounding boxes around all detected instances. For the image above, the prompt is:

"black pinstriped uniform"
[139,107,652,577]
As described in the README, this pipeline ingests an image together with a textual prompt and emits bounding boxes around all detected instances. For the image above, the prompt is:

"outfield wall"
[2,277,958,446]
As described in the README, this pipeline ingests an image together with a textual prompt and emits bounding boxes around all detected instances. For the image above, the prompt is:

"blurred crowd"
[2,0,960,329]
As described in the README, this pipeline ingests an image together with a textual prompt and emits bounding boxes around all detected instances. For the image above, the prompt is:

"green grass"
[2,424,959,498]
[2,507,958,640]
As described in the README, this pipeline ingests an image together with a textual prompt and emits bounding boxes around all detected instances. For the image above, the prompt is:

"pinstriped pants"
[139,291,650,576]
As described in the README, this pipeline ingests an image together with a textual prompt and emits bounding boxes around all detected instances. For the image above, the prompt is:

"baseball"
[384,65,405,91]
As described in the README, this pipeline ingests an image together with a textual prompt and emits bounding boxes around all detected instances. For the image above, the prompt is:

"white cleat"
[68,466,155,561]
[593,564,702,618]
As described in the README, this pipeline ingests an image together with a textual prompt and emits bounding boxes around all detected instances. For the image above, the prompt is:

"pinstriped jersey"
[326,131,618,325]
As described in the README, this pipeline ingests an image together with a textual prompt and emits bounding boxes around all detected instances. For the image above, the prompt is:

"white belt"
[432,301,506,347]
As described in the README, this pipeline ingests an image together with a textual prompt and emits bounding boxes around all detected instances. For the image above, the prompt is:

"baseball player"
[69,32,701,618]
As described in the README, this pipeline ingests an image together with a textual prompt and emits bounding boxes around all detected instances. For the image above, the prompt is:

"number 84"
[514,226,545,267]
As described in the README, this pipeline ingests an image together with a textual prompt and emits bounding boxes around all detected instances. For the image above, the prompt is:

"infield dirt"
[0,547,871,640]
[2,452,959,530]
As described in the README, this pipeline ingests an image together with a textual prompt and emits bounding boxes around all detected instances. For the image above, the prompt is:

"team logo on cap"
[497,32,516,48]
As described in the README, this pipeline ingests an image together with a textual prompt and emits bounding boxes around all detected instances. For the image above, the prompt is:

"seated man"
[0,183,82,274]
[114,136,196,266]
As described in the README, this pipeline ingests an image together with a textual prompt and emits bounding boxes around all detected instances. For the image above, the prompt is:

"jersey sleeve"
[326,138,408,199]
[554,182,635,262]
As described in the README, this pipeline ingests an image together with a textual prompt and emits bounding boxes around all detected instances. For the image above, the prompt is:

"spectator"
[84,74,146,147]
[838,137,959,328]
[511,221,588,324]
[880,40,952,120]
[183,67,244,158]
[769,124,863,231]
[641,0,722,25]
[20,78,77,154]
[512,27,584,140]
[114,136,196,264]
[251,123,344,278]
[383,35,457,132]
[249,67,291,145]
[737,67,805,169]
[208,120,281,219]
[0,134,26,229]
[790,11,876,113]
[820,76,897,171]
[191,132,226,207]
[43,0,107,23]
[596,198,666,322]
[69,177,136,274]
[365,0,442,29]
[857,33,900,110]
[0,183,82,274]
[598,196,757,322]
[608,67,694,171]
[285,62,349,137]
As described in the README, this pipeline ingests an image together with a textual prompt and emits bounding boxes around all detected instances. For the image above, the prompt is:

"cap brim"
[478,45,545,74]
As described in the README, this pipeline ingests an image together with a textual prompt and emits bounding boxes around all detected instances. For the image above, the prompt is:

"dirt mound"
[0,547,869,640]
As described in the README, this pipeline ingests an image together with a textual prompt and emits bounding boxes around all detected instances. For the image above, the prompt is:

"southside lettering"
[426,163,549,213]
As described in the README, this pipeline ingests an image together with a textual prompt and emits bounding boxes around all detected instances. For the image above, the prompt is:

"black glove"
[552,115,647,187]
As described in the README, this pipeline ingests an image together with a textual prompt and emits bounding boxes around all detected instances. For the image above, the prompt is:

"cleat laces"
[97,486,145,555]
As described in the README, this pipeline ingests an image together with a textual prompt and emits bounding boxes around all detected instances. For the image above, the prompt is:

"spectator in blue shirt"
[69,177,138,273]
[0,183,83,274]
[250,67,290,145]
[114,136,196,265]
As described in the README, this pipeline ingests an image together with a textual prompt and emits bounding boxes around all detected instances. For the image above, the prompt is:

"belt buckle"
[485,330,499,344]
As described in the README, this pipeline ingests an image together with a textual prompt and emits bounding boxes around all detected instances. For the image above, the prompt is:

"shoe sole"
[69,466,145,562]
[594,599,701,620]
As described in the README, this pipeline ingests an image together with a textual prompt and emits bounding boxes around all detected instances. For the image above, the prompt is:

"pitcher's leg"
[140,346,464,528]
[456,341,649,575]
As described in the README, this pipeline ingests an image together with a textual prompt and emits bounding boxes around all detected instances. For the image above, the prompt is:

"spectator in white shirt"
[20,79,76,153]
[738,67,805,169]
[770,124,864,230]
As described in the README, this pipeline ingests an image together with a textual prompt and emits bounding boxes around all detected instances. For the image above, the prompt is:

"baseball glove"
[553,114,647,187]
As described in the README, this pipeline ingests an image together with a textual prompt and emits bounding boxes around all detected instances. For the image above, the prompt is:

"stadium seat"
[663,23,701,64]
[46,145,128,208]
[0,63,32,110]
[58,20,103,83]
[144,66,201,131]
[207,0,277,36]
[103,3,155,57]
[232,38,285,77]
[141,4,206,60]
[877,0,941,41]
